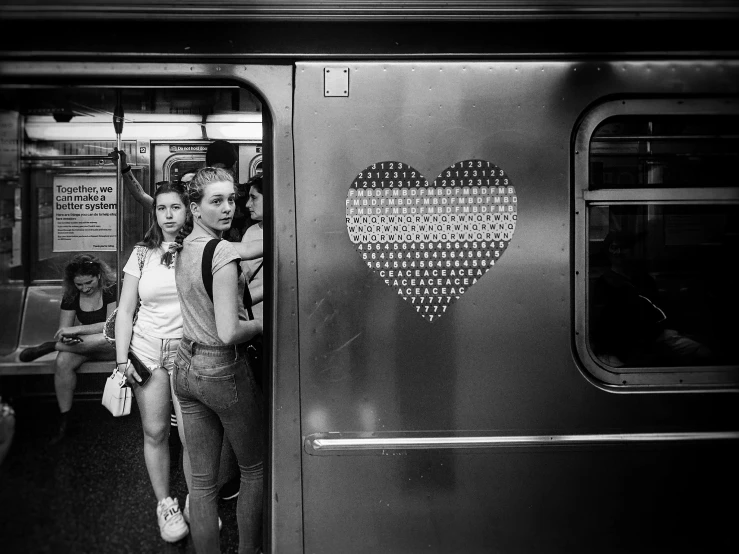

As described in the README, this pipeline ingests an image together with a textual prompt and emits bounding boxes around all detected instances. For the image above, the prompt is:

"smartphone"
[128,351,153,386]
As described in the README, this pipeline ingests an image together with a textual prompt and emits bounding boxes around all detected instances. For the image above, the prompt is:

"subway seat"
[0,285,111,375]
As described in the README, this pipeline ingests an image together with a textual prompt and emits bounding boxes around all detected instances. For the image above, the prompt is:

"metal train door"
[292,61,739,553]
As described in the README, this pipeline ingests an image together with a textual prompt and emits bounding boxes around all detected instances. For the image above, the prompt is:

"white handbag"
[102,367,132,417]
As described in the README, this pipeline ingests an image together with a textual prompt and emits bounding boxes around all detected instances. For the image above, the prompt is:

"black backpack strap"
[202,238,254,320]
[242,279,255,321]
[248,261,263,284]
[202,239,220,302]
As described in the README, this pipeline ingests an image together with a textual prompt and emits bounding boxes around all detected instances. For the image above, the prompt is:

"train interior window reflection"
[0,110,21,285]
[582,109,739,380]
[588,204,738,368]
[589,115,739,189]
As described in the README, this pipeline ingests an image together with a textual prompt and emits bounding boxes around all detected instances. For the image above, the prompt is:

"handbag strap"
[136,245,146,273]
[202,238,254,321]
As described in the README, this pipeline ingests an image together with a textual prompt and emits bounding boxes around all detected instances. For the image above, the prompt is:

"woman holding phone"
[115,179,264,545]
[19,254,117,443]
[115,181,191,544]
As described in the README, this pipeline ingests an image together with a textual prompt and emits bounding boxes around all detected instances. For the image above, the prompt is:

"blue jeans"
[173,337,264,554]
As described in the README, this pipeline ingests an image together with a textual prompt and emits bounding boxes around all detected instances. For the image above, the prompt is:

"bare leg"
[53,350,88,413]
[135,368,173,501]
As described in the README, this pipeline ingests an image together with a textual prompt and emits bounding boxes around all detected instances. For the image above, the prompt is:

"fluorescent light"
[24,113,263,141]
[206,122,262,140]
[205,112,262,140]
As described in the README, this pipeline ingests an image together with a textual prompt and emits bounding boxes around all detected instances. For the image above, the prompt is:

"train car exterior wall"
[291,60,739,552]
[1,6,738,552]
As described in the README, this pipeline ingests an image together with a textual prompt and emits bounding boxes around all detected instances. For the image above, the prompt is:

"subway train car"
[0,1,738,553]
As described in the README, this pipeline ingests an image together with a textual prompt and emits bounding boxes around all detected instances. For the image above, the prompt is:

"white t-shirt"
[123,244,182,339]
[240,223,264,321]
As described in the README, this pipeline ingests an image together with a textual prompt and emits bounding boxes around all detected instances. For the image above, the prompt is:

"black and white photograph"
[0,1,737,552]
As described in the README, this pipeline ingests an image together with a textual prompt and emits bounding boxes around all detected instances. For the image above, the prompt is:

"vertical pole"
[113,91,124,300]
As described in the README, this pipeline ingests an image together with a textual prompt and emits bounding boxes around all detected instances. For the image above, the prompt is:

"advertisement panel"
[53,173,117,252]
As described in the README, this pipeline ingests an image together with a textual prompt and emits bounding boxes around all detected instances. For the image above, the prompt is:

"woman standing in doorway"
[240,175,265,391]
[172,167,264,554]
[241,175,264,326]
[114,181,191,543]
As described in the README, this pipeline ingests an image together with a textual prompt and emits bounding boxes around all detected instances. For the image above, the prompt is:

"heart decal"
[346,160,517,322]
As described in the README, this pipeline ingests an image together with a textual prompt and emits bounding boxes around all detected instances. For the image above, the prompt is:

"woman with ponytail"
[171,167,264,554]
[115,174,264,545]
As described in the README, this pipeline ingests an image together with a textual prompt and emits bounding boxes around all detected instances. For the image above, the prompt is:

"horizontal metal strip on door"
[305,431,739,455]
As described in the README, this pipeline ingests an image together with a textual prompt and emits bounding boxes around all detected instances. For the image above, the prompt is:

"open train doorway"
[0,64,300,553]
[0,85,270,370]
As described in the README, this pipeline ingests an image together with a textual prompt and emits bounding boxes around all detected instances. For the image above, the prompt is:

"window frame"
[573,98,739,392]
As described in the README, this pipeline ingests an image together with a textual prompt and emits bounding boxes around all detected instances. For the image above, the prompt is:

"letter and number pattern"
[346,160,518,322]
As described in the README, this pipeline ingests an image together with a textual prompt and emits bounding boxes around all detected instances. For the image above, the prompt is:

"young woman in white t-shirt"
[114,181,192,543]
[114,179,264,544]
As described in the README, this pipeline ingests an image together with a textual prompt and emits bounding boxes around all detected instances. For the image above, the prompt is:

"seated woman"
[20,254,117,443]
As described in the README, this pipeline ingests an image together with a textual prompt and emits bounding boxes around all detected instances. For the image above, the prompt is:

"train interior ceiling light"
[23,113,263,141]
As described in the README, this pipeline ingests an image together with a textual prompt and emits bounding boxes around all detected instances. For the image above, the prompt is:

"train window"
[574,100,739,389]
[589,115,737,189]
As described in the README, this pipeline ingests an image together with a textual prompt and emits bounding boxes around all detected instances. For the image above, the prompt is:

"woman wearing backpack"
[171,167,264,554]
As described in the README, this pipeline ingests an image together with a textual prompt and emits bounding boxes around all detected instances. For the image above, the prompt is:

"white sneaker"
[184,494,223,531]
[156,496,189,543]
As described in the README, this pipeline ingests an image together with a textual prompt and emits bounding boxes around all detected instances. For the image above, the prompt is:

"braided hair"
[170,167,235,256]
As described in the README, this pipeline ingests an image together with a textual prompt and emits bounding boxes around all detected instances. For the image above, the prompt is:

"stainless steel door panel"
[293,60,739,553]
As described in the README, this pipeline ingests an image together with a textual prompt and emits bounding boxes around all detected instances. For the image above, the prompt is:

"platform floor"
[0,397,245,553]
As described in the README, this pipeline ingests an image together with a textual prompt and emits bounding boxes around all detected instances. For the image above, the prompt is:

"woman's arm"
[110,148,153,209]
[53,310,77,341]
[232,240,263,261]
[212,262,262,345]
[69,322,107,336]
[114,275,140,374]
[123,171,153,209]
[248,283,264,306]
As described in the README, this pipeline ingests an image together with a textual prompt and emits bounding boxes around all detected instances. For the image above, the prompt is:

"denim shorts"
[129,329,180,375]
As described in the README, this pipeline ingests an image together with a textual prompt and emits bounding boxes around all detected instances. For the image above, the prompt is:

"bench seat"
[0,285,115,376]
[0,356,112,376]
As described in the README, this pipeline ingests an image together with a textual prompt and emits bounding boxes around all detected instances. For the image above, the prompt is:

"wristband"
[116,361,127,366]
[121,165,132,174]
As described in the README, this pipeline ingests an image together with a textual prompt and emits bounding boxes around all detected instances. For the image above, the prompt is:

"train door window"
[574,100,739,389]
